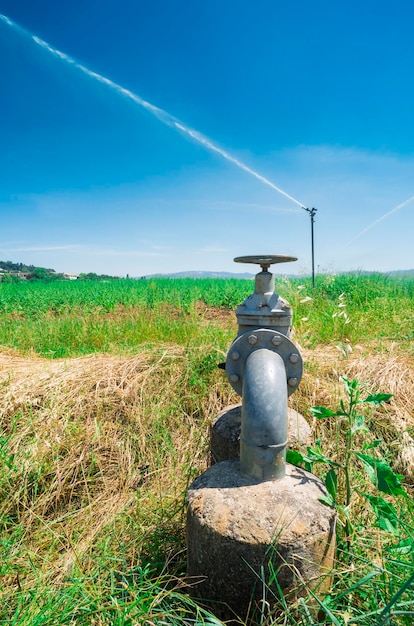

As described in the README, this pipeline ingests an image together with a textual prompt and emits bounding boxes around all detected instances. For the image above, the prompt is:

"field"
[0,273,413,625]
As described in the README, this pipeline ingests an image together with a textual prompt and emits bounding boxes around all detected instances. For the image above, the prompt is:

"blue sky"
[1,0,413,276]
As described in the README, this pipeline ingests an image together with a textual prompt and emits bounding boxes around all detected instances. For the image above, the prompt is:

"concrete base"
[210,404,311,464]
[187,460,336,622]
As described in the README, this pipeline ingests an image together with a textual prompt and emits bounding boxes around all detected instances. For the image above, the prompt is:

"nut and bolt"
[288,377,298,387]
[248,335,258,345]
[230,374,240,383]
[231,350,240,361]
[289,353,299,364]
[272,335,283,346]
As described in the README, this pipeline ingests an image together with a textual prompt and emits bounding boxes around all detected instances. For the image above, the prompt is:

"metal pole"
[310,208,316,288]
[305,207,317,288]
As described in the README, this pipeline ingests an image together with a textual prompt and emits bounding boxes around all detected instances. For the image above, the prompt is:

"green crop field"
[1,273,413,357]
[0,273,413,624]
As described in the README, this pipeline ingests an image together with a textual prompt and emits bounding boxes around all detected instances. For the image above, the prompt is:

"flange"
[225,328,303,397]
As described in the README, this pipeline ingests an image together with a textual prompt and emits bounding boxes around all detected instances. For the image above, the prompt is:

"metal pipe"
[240,348,288,481]
[304,207,317,288]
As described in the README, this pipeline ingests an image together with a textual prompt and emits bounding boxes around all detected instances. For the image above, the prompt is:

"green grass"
[0,273,413,624]
[0,278,247,357]
[0,306,232,357]
[289,272,414,350]
[0,277,251,316]
[1,273,414,357]
[2,567,221,625]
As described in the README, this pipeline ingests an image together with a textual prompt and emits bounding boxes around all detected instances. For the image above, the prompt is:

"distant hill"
[132,268,414,280]
[388,269,414,279]
[136,271,255,280]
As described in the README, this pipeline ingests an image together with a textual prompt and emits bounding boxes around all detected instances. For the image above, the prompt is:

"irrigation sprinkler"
[304,207,317,288]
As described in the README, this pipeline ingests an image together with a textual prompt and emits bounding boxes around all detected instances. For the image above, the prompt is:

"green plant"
[286,377,413,624]
[289,377,406,549]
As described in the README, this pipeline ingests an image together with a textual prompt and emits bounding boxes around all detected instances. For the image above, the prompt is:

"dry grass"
[294,342,414,482]
[0,335,413,606]
[0,345,235,591]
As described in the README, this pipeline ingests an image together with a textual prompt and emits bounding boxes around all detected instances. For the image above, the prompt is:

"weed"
[287,376,414,624]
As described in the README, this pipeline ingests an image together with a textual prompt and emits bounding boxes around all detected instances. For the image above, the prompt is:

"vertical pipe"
[240,349,288,481]
[311,210,315,289]
[305,207,317,288]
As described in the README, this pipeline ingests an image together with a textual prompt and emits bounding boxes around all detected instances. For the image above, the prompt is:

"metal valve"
[233,254,297,336]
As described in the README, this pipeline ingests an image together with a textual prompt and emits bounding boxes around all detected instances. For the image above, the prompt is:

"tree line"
[0,261,120,282]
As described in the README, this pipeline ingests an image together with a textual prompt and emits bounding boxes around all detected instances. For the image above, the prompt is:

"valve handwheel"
[234,255,297,272]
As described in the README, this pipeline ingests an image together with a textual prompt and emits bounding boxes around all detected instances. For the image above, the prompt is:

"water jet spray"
[345,194,414,246]
[0,12,305,211]
[1,13,321,280]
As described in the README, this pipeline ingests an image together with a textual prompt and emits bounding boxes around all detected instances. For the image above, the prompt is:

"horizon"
[1,1,414,276]
[2,257,414,280]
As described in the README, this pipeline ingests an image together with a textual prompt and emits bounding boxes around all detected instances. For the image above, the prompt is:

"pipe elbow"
[241,349,288,481]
